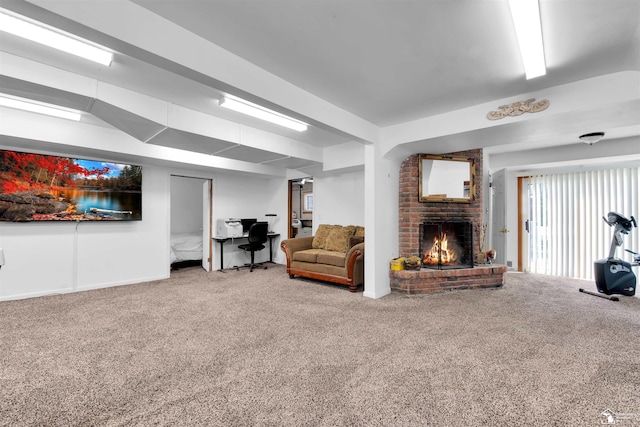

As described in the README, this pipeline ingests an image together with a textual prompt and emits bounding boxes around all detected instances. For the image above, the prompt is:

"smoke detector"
[579,132,605,145]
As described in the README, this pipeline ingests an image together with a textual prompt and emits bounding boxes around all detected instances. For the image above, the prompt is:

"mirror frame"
[418,154,476,203]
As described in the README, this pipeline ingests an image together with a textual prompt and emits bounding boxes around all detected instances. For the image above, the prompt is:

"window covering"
[527,167,639,279]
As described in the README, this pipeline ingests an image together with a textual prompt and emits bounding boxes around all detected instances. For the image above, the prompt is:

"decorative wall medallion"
[487,98,549,120]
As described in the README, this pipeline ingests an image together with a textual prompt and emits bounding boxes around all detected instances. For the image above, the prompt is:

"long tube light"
[220,96,308,132]
[508,0,546,79]
[0,8,113,66]
[0,94,82,121]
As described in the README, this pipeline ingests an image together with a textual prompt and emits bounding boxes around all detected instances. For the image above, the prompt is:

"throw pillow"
[312,224,337,249]
[324,225,356,253]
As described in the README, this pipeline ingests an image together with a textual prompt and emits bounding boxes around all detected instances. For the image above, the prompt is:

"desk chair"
[237,221,269,272]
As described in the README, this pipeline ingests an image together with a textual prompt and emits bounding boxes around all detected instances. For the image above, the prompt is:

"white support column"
[363,144,400,299]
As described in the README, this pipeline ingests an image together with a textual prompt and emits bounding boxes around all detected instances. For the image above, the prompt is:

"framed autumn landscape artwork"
[0,149,142,222]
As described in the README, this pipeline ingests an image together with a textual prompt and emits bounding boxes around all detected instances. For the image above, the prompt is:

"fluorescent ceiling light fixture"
[0,8,113,66]
[508,0,546,79]
[220,96,308,132]
[0,94,82,121]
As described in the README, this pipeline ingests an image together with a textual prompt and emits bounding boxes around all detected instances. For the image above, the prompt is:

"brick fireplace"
[390,149,506,294]
[421,220,474,269]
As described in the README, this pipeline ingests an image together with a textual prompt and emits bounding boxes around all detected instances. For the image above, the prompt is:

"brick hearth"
[390,264,507,295]
[392,149,506,294]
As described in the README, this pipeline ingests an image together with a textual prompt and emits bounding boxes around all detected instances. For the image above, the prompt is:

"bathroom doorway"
[288,177,313,238]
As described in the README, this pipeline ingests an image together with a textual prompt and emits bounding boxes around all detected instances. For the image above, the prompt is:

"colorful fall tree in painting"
[0,151,110,194]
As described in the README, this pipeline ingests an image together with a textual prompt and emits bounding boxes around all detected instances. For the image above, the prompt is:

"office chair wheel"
[242,262,267,272]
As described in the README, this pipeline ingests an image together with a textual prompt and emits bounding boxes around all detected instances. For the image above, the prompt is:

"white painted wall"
[0,167,170,300]
[314,171,365,229]
[211,174,287,270]
[170,175,205,234]
[323,142,366,171]
[0,164,289,299]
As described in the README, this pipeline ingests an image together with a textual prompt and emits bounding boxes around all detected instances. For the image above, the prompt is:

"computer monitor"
[241,218,257,233]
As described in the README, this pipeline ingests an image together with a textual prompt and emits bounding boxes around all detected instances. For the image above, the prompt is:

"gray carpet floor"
[1,266,639,426]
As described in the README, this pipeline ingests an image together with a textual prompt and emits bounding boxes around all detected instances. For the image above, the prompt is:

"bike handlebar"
[604,212,637,232]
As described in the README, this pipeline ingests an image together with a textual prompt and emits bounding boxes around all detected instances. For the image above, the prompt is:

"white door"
[491,169,507,265]
[202,179,212,271]
[522,177,547,274]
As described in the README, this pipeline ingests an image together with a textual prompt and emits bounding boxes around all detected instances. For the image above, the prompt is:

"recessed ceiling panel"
[214,145,287,163]
[263,157,322,170]
[89,99,167,142]
[147,128,237,154]
[0,75,93,111]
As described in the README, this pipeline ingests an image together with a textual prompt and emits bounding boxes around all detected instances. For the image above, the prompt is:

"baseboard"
[0,274,170,301]
[1,287,73,301]
[76,274,169,292]
[363,288,391,299]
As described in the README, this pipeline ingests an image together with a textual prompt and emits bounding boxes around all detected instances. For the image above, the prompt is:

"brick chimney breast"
[393,149,506,294]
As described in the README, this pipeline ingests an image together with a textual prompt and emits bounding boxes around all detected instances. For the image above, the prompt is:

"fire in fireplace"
[420,221,474,269]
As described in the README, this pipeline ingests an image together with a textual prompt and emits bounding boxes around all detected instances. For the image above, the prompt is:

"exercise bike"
[579,212,639,301]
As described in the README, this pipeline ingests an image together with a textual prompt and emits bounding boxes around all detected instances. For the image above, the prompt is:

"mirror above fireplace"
[418,154,476,203]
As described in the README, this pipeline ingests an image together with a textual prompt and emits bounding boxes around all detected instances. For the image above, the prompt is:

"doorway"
[518,176,531,272]
[288,177,313,238]
[519,175,550,274]
[169,175,213,271]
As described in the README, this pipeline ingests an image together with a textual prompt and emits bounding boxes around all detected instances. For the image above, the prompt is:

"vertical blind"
[528,167,639,280]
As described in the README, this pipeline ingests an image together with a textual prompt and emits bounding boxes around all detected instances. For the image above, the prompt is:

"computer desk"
[213,232,280,271]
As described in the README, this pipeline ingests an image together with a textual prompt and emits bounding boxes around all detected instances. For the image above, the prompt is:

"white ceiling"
[1,0,639,173]
[133,0,640,126]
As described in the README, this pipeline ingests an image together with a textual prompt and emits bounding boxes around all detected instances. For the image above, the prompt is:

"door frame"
[202,179,213,272]
[518,176,525,272]
[288,177,314,238]
[288,179,294,238]
[169,174,213,272]
[518,176,533,273]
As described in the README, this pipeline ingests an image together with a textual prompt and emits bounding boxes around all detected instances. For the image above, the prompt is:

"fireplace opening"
[420,221,474,269]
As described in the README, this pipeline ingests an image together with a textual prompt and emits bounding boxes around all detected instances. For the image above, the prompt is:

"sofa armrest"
[346,242,365,288]
[346,241,364,261]
[280,236,314,266]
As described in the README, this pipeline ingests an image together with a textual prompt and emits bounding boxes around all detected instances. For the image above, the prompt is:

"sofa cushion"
[354,226,365,237]
[316,250,347,267]
[312,224,338,249]
[292,249,324,263]
[324,225,356,253]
